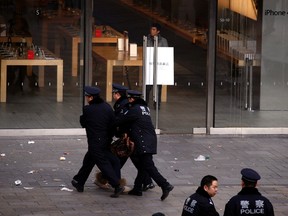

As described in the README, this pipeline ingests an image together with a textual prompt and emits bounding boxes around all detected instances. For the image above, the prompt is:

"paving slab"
[0,135,287,216]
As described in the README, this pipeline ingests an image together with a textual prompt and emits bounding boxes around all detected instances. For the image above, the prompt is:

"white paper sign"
[145,47,174,85]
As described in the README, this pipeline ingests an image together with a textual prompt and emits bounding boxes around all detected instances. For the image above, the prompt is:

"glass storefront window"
[2,0,288,133]
[0,0,83,129]
[215,0,288,128]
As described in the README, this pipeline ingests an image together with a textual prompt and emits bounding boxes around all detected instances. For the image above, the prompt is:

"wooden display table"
[92,46,167,102]
[0,36,34,76]
[56,25,123,77]
[0,51,63,103]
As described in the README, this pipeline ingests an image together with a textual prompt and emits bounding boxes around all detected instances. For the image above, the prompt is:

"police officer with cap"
[223,168,274,216]
[94,83,130,188]
[112,83,129,117]
[113,84,156,191]
[114,90,173,200]
[72,86,124,198]
[94,84,155,191]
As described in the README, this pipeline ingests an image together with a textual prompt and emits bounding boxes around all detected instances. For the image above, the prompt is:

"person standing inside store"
[72,86,124,198]
[146,22,168,110]
[114,90,173,200]
[223,168,274,216]
[181,175,219,216]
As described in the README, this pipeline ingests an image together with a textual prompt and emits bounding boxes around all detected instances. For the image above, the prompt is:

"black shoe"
[161,184,174,201]
[110,186,125,198]
[71,179,84,192]
[128,188,143,196]
[142,183,155,191]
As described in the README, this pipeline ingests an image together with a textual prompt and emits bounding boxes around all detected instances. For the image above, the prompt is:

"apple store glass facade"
[0,0,287,133]
[215,0,288,128]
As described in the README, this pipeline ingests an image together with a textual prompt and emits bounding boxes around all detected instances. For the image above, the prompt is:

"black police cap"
[241,168,261,182]
[127,90,142,98]
[84,86,101,96]
[112,83,129,93]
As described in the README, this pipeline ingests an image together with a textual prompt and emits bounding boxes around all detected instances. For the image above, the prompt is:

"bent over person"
[72,86,124,198]
[181,175,219,216]
[114,90,173,200]
[223,168,274,216]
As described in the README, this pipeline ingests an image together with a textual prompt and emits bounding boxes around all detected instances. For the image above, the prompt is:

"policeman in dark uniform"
[114,90,173,200]
[223,168,274,216]
[71,86,124,198]
[112,83,129,117]
[113,83,155,191]
[181,175,219,216]
[94,83,130,188]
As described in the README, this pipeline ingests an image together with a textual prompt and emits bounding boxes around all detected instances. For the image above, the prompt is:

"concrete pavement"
[0,134,287,216]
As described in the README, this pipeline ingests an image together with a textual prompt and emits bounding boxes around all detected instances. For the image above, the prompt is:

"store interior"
[1,0,288,132]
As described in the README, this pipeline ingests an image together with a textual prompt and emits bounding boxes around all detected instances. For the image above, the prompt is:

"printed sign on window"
[145,47,174,85]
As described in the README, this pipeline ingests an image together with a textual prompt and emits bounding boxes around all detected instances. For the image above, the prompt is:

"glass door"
[92,0,208,133]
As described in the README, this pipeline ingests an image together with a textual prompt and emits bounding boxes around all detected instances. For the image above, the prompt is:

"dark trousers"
[133,153,168,191]
[119,155,153,186]
[73,150,121,188]
[130,155,153,186]
[146,85,162,105]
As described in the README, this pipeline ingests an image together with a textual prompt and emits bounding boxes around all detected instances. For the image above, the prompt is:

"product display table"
[0,49,63,103]
[56,25,123,76]
[92,46,167,102]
